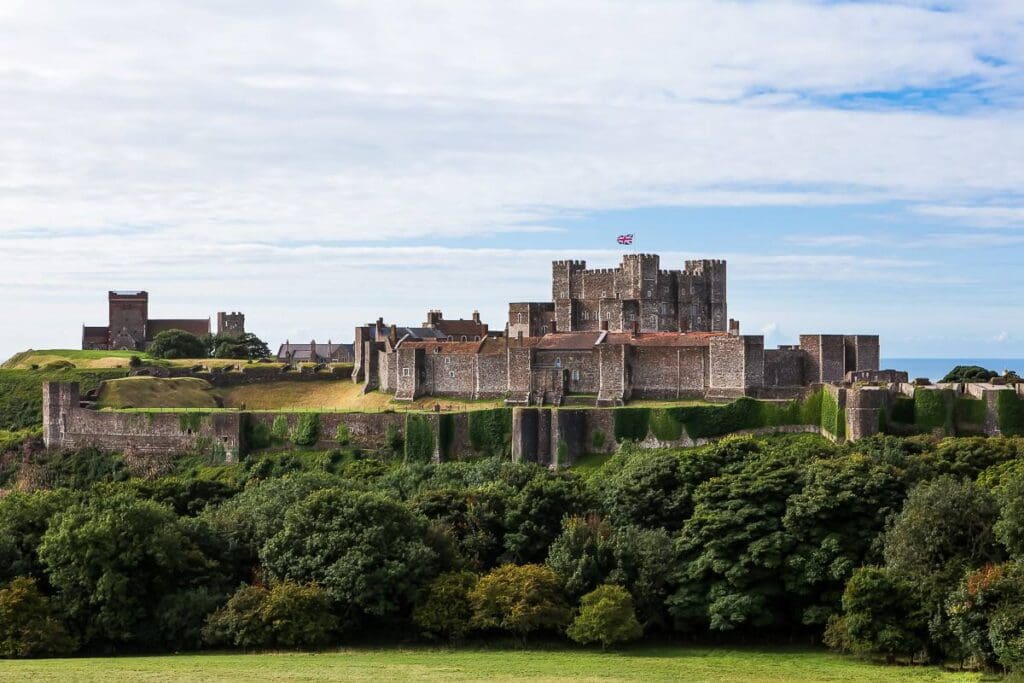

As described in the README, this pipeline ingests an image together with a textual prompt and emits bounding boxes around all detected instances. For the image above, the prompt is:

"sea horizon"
[882,358,1024,382]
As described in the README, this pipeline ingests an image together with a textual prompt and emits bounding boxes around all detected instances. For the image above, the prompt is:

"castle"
[82,291,244,351]
[353,253,886,406]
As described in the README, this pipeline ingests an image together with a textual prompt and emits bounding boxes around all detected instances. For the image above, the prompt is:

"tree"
[502,471,586,564]
[605,526,675,631]
[261,582,336,648]
[995,466,1024,561]
[410,485,508,572]
[783,455,905,625]
[148,329,207,359]
[835,567,928,662]
[469,564,570,641]
[261,489,442,624]
[883,476,1003,659]
[205,332,271,360]
[546,515,615,600]
[941,366,998,383]
[669,452,806,632]
[0,490,67,585]
[38,493,220,647]
[0,577,76,658]
[566,584,643,649]
[601,452,708,531]
[412,571,478,642]
[946,563,1024,670]
[202,584,271,649]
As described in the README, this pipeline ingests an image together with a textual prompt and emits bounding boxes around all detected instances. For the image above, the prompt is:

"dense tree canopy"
[0,431,1021,672]
[147,329,207,359]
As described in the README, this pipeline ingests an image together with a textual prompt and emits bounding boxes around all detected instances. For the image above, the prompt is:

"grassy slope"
[96,377,220,409]
[0,647,979,682]
[2,349,278,370]
[0,368,131,430]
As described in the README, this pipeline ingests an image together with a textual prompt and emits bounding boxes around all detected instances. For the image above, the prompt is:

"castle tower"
[216,311,245,336]
[107,291,148,350]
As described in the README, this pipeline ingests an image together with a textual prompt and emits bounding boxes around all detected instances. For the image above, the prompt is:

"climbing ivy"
[996,391,1024,437]
[613,408,650,442]
[468,409,511,456]
[914,389,954,433]
[438,413,455,459]
[404,413,435,463]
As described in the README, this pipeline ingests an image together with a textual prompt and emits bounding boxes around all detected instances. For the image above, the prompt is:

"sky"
[2,0,1024,361]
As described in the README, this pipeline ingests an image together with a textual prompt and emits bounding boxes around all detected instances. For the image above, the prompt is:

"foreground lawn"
[0,646,981,682]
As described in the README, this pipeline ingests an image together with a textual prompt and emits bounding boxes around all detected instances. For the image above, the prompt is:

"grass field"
[96,377,221,409]
[2,349,276,371]
[0,646,981,682]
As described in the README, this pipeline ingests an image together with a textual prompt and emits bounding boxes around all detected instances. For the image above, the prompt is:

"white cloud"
[1,1,1023,358]
[995,331,1011,343]
[911,205,1024,228]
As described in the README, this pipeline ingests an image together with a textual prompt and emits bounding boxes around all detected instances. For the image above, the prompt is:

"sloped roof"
[398,340,483,355]
[147,318,210,338]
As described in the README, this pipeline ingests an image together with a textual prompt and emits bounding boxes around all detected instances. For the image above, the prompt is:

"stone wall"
[43,382,241,460]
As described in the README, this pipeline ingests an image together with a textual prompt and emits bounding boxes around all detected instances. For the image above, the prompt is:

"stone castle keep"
[353,253,883,406]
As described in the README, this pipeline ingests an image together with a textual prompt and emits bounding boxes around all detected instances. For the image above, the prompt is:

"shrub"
[243,416,272,451]
[649,409,683,441]
[413,571,478,642]
[942,366,998,383]
[260,582,336,648]
[202,584,272,649]
[334,423,351,446]
[0,576,76,658]
[469,564,570,641]
[291,414,320,447]
[989,602,1024,672]
[566,584,643,649]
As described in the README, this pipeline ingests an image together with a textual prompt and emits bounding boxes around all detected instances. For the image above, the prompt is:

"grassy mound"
[96,377,220,410]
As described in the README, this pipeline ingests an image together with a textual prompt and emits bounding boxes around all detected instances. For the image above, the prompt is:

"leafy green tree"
[995,466,1024,561]
[0,490,68,584]
[883,476,1003,659]
[783,455,905,625]
[469,564,570,641]
[670,452,806,632]
[410,485,508,571]
[261,489,441,623]
[38,493,220,647]
[946,563,1024,670]
[546,515,615,600]
[606,526,675,630]
[566,584,643,649]
[989,602,1024,672]
[835,567,928,662]
[601,452,706,531]
[200,473,345,578]
[0,576,76,658]
[502,471,586,564]
[148,329,208,359]
[412,571,478,642]
[941,366,998,383]
[206,332,271,360]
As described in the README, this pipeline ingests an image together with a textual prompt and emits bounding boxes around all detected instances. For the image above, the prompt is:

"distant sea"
[882,358,1024,383]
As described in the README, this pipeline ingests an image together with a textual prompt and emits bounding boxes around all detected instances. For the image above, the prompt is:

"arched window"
[517,312,524,323]
[460,335,467,342]
[555,357,562,368]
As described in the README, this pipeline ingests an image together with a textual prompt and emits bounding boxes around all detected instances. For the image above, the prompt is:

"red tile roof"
[609,331,729,347]
[399,340,484,355]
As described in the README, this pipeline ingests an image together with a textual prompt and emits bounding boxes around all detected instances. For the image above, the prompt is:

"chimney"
[551,320,557,334]
[472,310,481,324]
[632,320,640,338]
[375,318,385,337]
[600,320,609,331]
[389,325,398,345]
[729,319,740,336]
[426,310,442,327]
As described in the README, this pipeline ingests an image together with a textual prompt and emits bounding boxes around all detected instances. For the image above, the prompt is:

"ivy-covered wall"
[404,413,435,463]
[996,391,1024,437]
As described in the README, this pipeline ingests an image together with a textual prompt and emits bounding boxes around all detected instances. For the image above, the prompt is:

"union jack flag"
[617,234,634,245]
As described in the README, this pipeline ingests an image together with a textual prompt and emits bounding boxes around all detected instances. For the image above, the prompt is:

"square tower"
[107,290,149,350]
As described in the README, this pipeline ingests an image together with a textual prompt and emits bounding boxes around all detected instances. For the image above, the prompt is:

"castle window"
[461,335,468,342]
[647,290,652,297]
[517,312,524,323]
[444,357,451,365]
[402,367,412,377]
[447,336,454,341]
[601,291,606,298]
[555,357,562,368]
[474,336,480,341]
[571,369,580,381]
[448,370,456,378]
[541,326,548,334]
